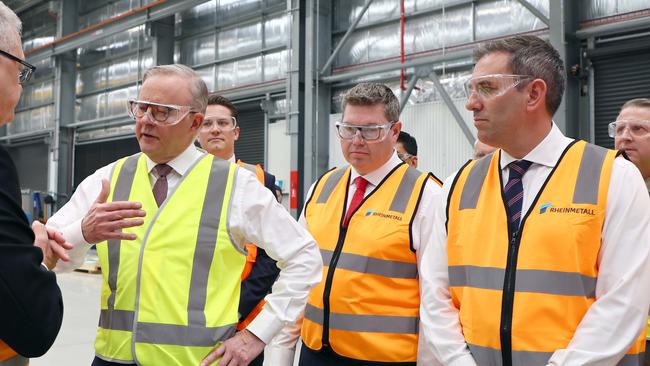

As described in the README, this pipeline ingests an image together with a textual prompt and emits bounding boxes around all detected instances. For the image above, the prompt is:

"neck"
[502,118,552,159]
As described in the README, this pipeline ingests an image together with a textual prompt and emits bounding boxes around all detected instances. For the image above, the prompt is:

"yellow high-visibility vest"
[447,140,645,365]
[94,153,246,365]
[302,163,430,363]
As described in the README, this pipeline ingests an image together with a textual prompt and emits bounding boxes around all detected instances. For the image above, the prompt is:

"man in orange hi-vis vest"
[424,35,650,366]
[265,82,444,366]
[197,93,281,366]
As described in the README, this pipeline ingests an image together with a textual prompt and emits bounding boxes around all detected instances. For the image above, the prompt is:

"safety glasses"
[127,99,197,125]
[200,115,238,132]
[335,121,396,142]
[463,74,533,100]
[608,120,650,138]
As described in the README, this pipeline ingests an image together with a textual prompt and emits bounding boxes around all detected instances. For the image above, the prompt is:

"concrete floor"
[31,271,101,366]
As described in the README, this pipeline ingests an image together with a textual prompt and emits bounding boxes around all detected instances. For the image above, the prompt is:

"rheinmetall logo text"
[365,209,402,221]
[539,203,595,216]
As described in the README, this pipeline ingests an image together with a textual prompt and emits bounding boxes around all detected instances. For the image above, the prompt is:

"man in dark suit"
[0,1,72,363]
[197,94,281,366]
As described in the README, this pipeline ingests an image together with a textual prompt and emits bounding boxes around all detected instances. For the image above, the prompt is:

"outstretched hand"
[32,221,74,269]
[81,179,146,244]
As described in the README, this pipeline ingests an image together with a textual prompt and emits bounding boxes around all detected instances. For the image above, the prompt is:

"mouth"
[141,133,158,140]
[208,137,225,143]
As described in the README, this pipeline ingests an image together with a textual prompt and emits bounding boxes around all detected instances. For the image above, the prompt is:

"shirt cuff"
[62,217,90,246]
[263,344,296,366]
[246,308,284,344]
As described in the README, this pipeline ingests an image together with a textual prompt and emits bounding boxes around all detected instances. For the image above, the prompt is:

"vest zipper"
[321,227,348,348]
[499,228,522,366]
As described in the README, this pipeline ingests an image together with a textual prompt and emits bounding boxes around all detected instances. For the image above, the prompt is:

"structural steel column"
[151,16,175,65]
[550,0,581,139]
[304,0,332,197]
[52,0,78,207]
[287,0,306,218]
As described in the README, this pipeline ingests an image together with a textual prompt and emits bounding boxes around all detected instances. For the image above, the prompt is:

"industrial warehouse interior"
[2,0,650,365]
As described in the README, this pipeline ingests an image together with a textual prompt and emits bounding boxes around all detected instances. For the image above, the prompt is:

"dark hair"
[397,131,417,156]
[207,93,238,120]
[341,82,400,122]
[621,98,650,111]
[474,35,565,116]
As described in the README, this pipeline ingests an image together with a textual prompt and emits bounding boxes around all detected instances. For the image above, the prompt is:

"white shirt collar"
[500,122,573,170]
[146,143,205,177]
[227,154,236,163]
[349,151,404,187]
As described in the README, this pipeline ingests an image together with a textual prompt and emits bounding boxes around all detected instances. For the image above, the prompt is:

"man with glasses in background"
[396,131,419,168]
[0,2,73,365]
[47,64,322,366]
[422,35,650,366]
[610,98,650,366]
[266,82,442,366]
[197,94,281,366]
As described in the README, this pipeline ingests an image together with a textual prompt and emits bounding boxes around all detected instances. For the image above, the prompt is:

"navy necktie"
[504,160,532,232]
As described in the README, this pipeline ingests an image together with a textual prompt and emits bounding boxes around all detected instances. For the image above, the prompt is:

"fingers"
[48,239,71,262]
[32,221,48,245]
[201,344,226,366]
[102,201,143,212]
[103,209,146,221]
[95,179,110,204]
[216,351,233,366]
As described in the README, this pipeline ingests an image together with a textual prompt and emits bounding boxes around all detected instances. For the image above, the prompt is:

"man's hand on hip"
[81,178,146,244]
[200,329,265,366]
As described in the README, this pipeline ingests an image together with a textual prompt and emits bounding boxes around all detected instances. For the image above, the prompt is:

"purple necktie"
[152,164,173,207]
[504,160,532,232]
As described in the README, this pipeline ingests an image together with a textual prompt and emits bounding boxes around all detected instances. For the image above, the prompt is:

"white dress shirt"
[47,143,323,345]
[264,151,443,366]
[421,123,650,366]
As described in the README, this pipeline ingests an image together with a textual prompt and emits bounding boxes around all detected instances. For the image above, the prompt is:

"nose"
[351,130,365,145]
[618,126,633,141]
[465,92,483,111]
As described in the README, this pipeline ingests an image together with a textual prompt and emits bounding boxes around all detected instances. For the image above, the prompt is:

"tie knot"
[154,164,173,178]
[354,176,369,190]
[508,160,532,178]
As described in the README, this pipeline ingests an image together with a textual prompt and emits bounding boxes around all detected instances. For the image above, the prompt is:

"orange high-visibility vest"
[447,140,645,365]
[0,340,17,361]
[236,160,266,331]
[302,163,431,363]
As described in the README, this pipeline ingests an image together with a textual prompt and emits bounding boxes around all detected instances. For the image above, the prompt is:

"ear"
[233,126,240,141]
[393,121,402,137]
[526,79,547,113]
[190,113,204,131]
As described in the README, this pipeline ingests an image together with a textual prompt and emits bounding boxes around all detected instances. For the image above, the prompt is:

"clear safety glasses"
[127,99,197,125]
[335,121,396,142]
[463,74,533,100]
[200,115,238,132]
[608,120,650,138]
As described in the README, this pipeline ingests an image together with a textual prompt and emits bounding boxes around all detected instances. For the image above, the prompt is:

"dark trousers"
[645,341,650,366]
[298,342,416,366]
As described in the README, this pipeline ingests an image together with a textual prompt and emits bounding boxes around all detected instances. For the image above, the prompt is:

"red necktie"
[343,177,368,227]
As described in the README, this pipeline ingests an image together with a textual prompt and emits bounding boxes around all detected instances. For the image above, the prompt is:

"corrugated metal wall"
[328,99,474,182]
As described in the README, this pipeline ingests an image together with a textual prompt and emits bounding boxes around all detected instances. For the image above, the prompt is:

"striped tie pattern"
[504,160,532,231]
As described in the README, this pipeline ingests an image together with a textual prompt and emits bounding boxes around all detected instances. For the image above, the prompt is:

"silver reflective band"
[448,265,596,298]
[573,143,607,205]
[304,304,418,335]
[99,309,135,331]
[316,168,346,204]
[459,153,493,210]
[321,249,417,279]
[389,167,421,214]
[0,355,28,366]
[107,153,140,311]
[135,322,236,347]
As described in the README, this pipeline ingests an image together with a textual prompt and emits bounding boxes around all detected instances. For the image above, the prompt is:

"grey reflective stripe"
[573,143,608,205]
[0,355,28,366]
[460,154,492,210]
[468,343,552,366]
[321,249,417,279]
[618,353,645,366]
[316,168,347,203]
[135,322,236,347]
[389,167,421,213]
[107,154,140,310]
[99,309,135,331]
[187,158,230,326]
[304,304,418,335]
[448,265,596,298]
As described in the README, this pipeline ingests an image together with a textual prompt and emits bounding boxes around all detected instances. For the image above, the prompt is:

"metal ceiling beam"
[319,0,374,76]
[14,0,45,14]
[25,0,209,63]
[575,14,650,40]
[514,0,549,26]
[399,73,420,114]
[321,47,474,84]
[429,71,474,145]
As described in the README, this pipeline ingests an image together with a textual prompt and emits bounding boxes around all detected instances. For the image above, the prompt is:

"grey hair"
[474,35,565,116]
[621,98,650,111]
[341,82,400,122]
[0,1,22,52]
[142,64,209,113]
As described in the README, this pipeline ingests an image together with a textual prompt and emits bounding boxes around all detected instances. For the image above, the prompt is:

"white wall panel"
[267,119,291,209]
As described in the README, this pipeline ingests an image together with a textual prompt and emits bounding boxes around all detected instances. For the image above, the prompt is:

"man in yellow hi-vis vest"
[423,35,650,366]
[612,98,650,366]
[47,64,322,366]
[197,93,281,366]
[266,82,443,366]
